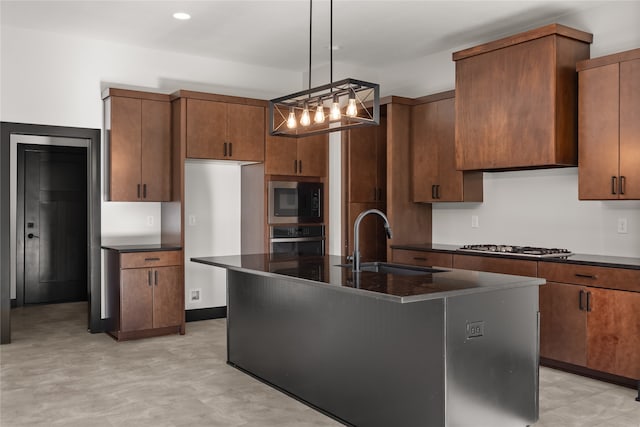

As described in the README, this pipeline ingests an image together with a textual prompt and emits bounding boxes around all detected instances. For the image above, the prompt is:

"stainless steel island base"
[226,269,539,427]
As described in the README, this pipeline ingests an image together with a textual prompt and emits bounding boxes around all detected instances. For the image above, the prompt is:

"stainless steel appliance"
[458,244,572,258]
[269,225,325,257]
[268,181,322,224]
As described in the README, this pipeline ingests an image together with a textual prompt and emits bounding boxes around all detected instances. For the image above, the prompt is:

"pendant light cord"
[308,0,312,93]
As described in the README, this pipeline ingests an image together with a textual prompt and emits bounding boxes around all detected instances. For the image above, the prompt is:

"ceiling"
[1,1,607,73]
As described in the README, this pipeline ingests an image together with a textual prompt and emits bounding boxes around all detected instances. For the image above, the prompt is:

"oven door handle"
[269,237,325,243]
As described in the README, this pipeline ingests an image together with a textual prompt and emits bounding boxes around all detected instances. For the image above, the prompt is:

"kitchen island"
[191,254,545,427]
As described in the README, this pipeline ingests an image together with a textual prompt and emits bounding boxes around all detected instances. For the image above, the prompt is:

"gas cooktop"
[458,244,573,258]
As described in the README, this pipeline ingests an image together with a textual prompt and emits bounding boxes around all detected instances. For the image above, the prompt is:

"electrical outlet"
[146,216,154,226]
[471,215,479,228]
[189,215,196,226]
[190,289,201,302]
[617,218,628,234]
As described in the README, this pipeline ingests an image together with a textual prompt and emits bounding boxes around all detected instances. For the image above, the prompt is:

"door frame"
[1,122,102,344]
[18,143,89,307]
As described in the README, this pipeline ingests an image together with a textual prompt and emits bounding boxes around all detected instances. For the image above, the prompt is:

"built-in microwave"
[268,181,323,224]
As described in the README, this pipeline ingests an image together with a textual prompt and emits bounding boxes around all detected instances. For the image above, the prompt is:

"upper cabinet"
[411,91,482,202]
[184,94,265,162]
[346,120,387,203]
[265,132,328,177]
[577,48,640,200]
[103,88,171,202]
[453,24,592,171]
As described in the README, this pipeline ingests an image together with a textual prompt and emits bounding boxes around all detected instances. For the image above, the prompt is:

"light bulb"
[314,102,325,123]
[346,94,357,117]
[286,108,297,129]
[300,102,311,126]
[330,94,341,121]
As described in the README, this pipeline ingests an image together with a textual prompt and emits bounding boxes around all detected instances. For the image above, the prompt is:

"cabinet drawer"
[120,250,182,269]
[453,254,537,277]
[538,262,640,292]
[392,249,453,268]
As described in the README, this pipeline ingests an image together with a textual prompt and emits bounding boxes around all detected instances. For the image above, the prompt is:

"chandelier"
[269,0,380,138]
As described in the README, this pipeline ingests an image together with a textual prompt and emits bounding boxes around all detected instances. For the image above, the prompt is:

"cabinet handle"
[431,185,436,199]
[137,184,141,199]
[154,270,158,286]
[298,160,302,174]
[294,160,298,174]
[620,176,625,195]
[579,289,585,311]
[413,257,427,261]
[143,184,147,199]
[436,185,440,199]
[148,270,152,286]
[224,142,228,157]
[144,257,160,262]
[611,176,617,195]
[575,273,597,280]
[229,142,233,157]
[586,291,592,312]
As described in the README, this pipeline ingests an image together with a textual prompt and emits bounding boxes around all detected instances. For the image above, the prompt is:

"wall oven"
[269,225,325,257]
[268,181,323,224]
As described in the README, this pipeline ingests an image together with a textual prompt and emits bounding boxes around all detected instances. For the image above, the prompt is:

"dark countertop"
[391,243,640,270]
[191,254,544,304]
[101,244,182,253]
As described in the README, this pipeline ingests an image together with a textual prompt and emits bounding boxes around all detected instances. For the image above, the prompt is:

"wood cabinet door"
[120,268,153,331]
[186,99,226,159]
[297,134,327,177]
[455,37,555,170]
[619,58,640,200]
[227,103,265,162]
[141,99,171,201]
[578,63,620,200]
[587,287,640,379]
[152,266,183,329]
[265,134,297,175]
[375,120,387,202]
[539,282,587,366]
[109,96,142,201]
[348,126,378,202]
[433,98,463,202]
[412,102,439,202]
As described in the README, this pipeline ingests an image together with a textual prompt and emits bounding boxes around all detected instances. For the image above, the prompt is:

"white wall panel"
[184,161,241,309]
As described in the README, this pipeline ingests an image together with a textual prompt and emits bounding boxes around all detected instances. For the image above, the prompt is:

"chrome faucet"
[352,209,392,273]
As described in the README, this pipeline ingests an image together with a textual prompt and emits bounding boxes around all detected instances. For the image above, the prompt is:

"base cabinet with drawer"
[539,262,640,381]
[392,249,453,268]
[105,248,185,341]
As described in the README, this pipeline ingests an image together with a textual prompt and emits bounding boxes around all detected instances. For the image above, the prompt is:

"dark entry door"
[24,147,87,304]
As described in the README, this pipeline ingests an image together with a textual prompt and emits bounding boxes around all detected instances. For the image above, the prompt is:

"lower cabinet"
[539,262,640,380]
[106,249,185,341]
[392,249,453,268]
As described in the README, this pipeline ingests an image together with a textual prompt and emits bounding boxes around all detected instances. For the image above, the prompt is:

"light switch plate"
[617,218,628,234]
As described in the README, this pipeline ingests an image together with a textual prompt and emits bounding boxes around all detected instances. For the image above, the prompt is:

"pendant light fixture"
[269,0,379,138]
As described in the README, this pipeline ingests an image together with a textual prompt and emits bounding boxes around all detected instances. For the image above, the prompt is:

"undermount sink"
[338,262,448,276]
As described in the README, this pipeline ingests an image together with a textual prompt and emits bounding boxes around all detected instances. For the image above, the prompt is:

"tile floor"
[1,302,638,426]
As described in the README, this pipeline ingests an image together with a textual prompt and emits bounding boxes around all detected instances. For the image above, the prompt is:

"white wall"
[184,161,241,309]
[1,25,301,311]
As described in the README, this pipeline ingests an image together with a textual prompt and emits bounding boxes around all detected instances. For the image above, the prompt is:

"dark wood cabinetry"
[105,248,185,341]
[411,91,482,202]
[577,49,640,200]
[265,133,327,177]
[392,249,453,268]
[453,254,538,276]
[185,96,265,162]
[346,120,386,202]
[453,24,592,170]
[343,115,388,260]
[539,262,640,380]
[103,89,171,201]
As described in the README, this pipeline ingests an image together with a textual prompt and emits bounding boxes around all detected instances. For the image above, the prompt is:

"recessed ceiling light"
[173,12,191,20]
